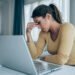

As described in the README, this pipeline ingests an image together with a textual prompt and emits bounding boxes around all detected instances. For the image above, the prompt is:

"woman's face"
[33,15,51,32]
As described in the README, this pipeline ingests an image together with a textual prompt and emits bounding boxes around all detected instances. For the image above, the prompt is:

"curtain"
[13,0,24,35]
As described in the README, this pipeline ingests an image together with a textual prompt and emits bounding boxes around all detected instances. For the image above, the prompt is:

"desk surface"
[50,65,75,75]
[0,65,75,75]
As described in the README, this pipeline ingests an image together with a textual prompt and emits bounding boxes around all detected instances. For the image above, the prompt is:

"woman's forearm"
[26,32,38,59]
[44,54,69,65]
[26,32,32,42]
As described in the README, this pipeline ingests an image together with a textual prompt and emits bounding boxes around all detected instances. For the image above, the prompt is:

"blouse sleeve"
[57,23,75,63]
[27,31,46,59]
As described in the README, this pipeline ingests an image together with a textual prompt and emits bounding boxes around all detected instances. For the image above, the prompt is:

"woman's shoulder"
[60,22,75,37]
[61,22,75,32]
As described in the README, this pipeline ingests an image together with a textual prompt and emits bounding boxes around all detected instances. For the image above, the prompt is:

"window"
[24,0,70,41]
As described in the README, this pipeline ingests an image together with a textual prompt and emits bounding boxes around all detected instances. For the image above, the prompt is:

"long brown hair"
[32,4,62,24]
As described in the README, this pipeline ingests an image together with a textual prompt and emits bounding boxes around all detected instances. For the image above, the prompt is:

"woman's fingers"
[26,22,39,33]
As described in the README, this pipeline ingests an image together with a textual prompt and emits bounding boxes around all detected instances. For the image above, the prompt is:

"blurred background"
[0,0,75,42]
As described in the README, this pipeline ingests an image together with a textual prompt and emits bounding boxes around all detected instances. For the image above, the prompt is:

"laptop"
[0,36,61,75]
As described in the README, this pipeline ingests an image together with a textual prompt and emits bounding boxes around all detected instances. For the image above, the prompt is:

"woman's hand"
[40,55,49,61]
[26,22,38,33]
[26,22,39,42]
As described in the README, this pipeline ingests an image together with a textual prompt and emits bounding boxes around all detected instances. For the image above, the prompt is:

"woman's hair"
[32,4,62,24]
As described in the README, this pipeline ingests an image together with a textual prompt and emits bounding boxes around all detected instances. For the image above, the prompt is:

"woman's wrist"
[26,28,31,33]
[26,32,32,42]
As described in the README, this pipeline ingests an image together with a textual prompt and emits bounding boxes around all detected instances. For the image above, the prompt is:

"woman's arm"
[26,23,46,59]
[44,23,75,65]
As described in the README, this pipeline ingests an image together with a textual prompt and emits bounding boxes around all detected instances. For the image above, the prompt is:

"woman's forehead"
[33,17,43,22]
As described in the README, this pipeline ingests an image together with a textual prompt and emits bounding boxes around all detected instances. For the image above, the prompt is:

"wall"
[0,1,2,34]
[0,7,1,34]
[0,0,15,35]
[25,0,41,5]
[70,0,75,25]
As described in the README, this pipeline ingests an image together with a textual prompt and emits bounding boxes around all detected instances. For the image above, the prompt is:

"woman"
[26,4,75,65]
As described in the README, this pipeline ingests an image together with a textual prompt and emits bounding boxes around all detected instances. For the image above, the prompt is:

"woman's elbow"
[31,52,38,60]
[57,56,69,65]
[58,59,67,65]
[32,55,38,60]
[32,50,42,60]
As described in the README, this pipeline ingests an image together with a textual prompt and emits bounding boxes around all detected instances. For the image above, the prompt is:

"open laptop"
[0,36,61,75]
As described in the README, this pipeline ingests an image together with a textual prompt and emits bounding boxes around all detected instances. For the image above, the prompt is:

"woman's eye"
[38,22,40,24]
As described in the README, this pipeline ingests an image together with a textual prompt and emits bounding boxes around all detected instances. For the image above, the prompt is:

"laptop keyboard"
[34,60,61,74]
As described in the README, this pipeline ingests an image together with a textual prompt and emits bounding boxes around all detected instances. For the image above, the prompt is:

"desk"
[49,65,75,75]
[0,65,75,75]
[0,65,25,75]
